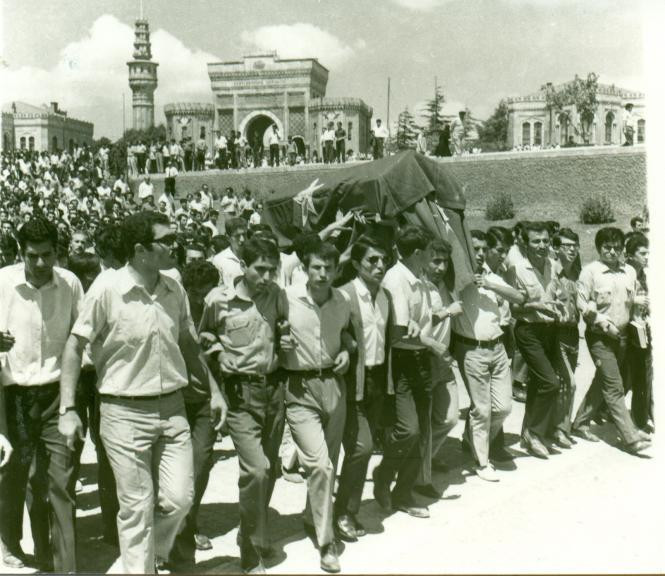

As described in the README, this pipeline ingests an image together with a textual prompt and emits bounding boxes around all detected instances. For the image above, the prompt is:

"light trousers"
[100,391,194,573]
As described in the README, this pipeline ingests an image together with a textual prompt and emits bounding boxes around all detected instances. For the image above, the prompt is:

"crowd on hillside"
[0,143,653,575]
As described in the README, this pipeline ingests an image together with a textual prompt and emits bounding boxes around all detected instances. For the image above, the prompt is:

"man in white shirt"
[137,175,154,202]
[372,119,389,159]
[268,125,281,167]
[113,175,130,196]
[212,217,247,287]
[97,179,112,199]
[622,103,637,146]
[322,123,336,164]
[335,236,390,542]
[0,218,84,572]
[215,132,228,169]
[374,225,433,519]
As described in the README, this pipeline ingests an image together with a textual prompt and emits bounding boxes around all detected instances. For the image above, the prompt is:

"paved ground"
[3,338,663,574]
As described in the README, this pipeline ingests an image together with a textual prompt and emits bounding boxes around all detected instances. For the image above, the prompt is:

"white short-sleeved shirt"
[0,264,84,386]
[382,260,430,350]
[71,266,193,396]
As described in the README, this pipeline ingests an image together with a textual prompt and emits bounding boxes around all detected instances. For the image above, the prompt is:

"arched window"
[637,119,645,143]
[69,139,74,153]
[52,136,58,152]
[522,122,531,146]
[533,122,543,146]
[605,112,614,144]
[559,113,569,145]
[199,126,206,139]
[20,136,26,149]
[348,121,353,141]
[28,136,35,151]
[3,133,9,151]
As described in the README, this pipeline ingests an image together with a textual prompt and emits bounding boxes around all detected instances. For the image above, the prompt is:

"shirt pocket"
[225,314,255,347]
[117,309,147,345]
[593,288,613,309]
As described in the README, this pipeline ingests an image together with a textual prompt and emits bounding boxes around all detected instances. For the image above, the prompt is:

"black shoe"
[553,431,573,449]
[194,532,213,551]
[334,514,358,543]
[372,467,392,510]
[520,430,549,459]
[543,441,562,455]
[320,542,341,573]
[572,426,600,442]
[512,384,527,403]
[353,518,366,538]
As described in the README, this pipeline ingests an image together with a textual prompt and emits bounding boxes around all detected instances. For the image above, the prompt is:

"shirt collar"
[353,277,372,300]
[221,246,241,262]
[10,263,60,290]
[394,260,420,287]
[227,277,253,302]
[598,260,626,273]
[118,264,173,296]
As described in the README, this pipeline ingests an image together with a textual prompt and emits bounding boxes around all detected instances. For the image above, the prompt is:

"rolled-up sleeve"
[71,280,107,344]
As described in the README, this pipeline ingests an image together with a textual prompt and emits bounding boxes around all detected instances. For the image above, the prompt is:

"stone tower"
[127,19,158,131]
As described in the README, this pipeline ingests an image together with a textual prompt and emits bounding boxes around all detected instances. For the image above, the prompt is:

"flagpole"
[387,77,391,137]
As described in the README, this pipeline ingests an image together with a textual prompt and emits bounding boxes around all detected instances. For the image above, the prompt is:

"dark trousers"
[269,144,280,166]
[225,375,285,562]
[216,149,228,170]
[375,349,432,508]
[336,140,346,163]
[628,343,653,429]
[324,141,334,164]
[573,332,640,445]
[74,369,119,543]
[336,364,386,517]
[0,383,76,573]
[172,398,216,563]
[514,322,565,439]
[554,325,579,435]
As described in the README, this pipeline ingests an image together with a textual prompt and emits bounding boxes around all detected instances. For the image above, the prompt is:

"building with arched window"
[1,101,93,152]
[164,53,373,161]
[506,80,645,148]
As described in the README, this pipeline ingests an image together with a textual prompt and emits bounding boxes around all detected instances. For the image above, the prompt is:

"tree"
[421,84,446,136]
[395,107,419,150]
[544,73,599,145]
[477,100,509,151]
[563,73,599,144]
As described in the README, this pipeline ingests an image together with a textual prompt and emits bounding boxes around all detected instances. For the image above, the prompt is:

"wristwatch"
[59,405,77,416]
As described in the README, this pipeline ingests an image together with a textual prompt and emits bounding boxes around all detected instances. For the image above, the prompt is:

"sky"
[0,0,649,139]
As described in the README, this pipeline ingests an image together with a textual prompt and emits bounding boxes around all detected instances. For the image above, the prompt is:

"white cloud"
[0,14,216,138]
[390,0,450,10]
[240,23,355,69]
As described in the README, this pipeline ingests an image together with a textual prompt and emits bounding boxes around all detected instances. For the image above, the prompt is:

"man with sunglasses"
[571,227,651,455]
[58,212,227,572]
[334,235,391,542]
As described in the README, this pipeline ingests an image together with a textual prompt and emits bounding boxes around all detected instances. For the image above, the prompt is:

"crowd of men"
[0,145,654,574]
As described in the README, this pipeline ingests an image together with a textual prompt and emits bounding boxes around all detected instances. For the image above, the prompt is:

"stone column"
[283,91,289,138]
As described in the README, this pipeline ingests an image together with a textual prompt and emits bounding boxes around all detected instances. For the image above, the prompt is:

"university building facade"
[1,101,94,153]
[506,81,645,148]
[165,53,372,159]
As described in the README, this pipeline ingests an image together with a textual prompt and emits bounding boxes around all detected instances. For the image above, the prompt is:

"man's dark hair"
[396,225,430,258]
[185,242,207,256]
[630,216,644,229]
[552,227,579,248]
[520,221,550,245]
[302,241,340,268]
[350,235,387,264]
[67,253,102,285]
[248,223,272,237]
[17,216,58,252]
[594,227,625,252]
[486,226,512,249]
[211,234,230,253]
[625,232,648,256]
[120,211,170,260]
[470,229,487,242]
[181,260,219,292]
[241,237,280,267]
[225,217,247,237]
[545,220,561,236]
[429,238,455,290]
[292,232,322,262]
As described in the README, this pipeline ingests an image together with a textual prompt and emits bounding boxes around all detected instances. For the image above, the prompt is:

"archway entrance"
[245,115,274,152]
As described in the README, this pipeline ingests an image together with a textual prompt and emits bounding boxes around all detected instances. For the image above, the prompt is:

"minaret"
[127,17,158,131]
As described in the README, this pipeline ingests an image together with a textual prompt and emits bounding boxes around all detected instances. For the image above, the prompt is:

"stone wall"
[133,145,646,221]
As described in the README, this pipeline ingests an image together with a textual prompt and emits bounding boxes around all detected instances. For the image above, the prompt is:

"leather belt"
[452,332,503,349]
[99,389,181,402]
[287,367,336,379]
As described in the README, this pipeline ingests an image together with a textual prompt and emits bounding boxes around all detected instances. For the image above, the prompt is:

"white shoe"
[474,464,500,482]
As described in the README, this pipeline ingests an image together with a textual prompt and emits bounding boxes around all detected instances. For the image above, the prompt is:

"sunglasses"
[151,233,177,247]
